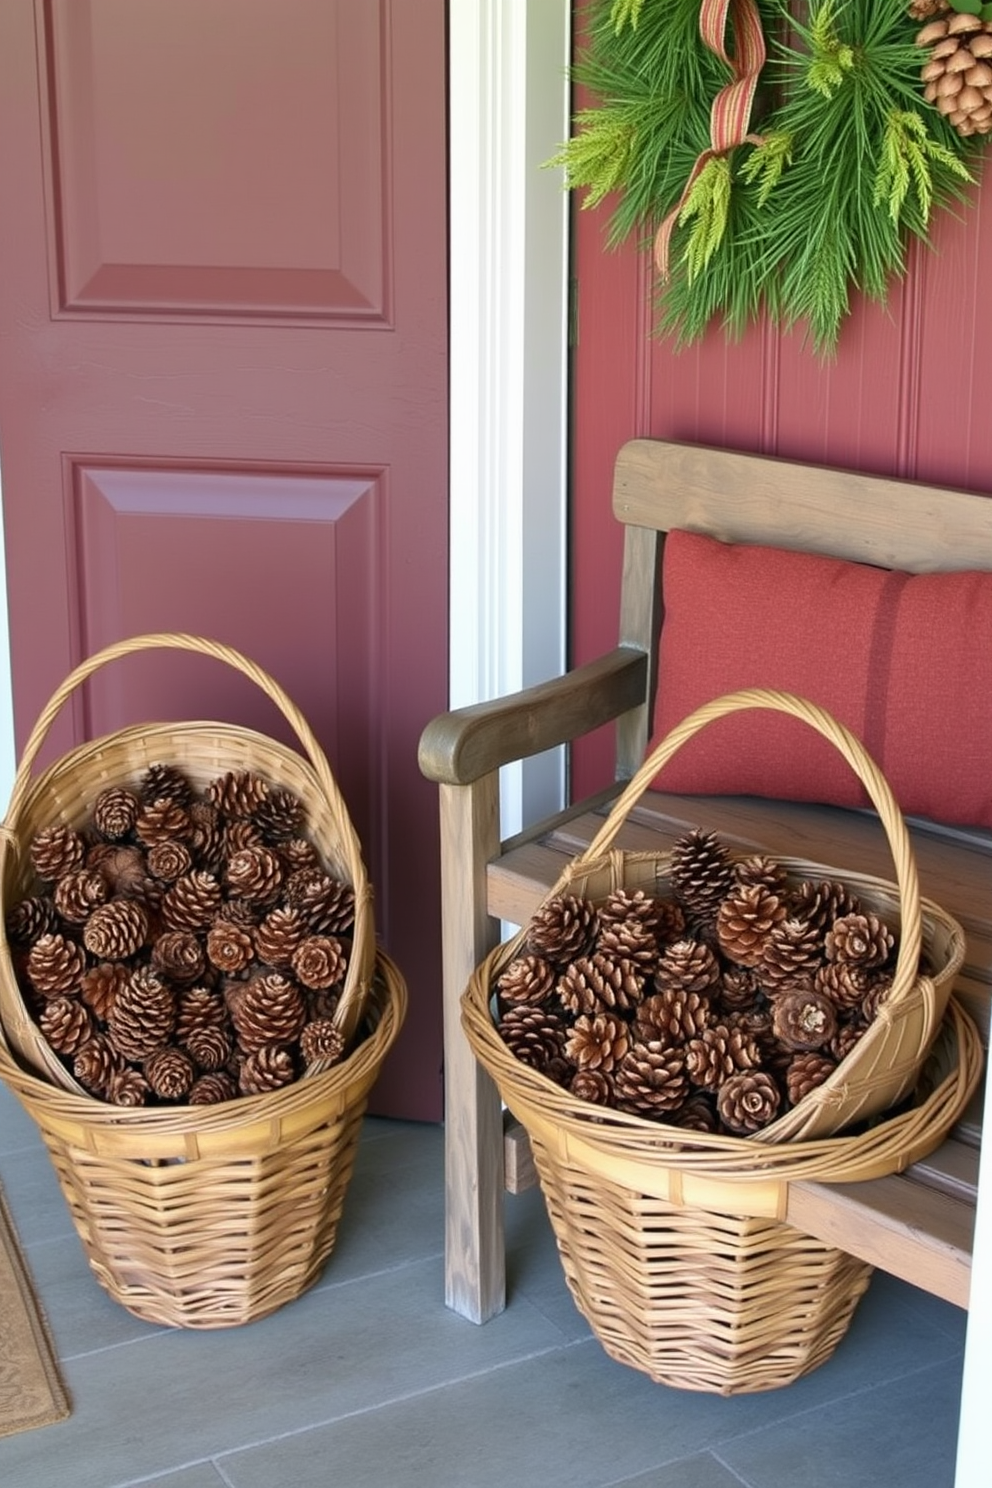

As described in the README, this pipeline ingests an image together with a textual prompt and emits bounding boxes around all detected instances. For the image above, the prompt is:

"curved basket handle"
[570,688,925,1041]
[0,632,373,1042]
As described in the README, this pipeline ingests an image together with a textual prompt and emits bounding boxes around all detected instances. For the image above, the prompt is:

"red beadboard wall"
[569,164,992,801]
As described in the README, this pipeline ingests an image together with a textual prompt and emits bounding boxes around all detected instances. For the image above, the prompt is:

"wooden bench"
[418,438,992,1325]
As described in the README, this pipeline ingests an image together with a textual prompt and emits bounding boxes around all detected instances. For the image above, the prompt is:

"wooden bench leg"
[439,778,505,1322]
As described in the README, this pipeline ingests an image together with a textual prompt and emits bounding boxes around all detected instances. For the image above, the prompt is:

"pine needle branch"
[678,157,733,281]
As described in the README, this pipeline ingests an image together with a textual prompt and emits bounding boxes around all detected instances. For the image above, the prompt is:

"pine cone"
[635,986,711,1044]
[595,915,659,969]
[188,1071,237,1105]
[918,11,992,136]
[252,787,306,842]
[771,987,838,1052]
[38,995,95,1056]
[5,895,59,947]
[106,1067,152,1107]
[669,829,734,924]
[73,1034,125,1096]
[83,898,149,959]
[174,986,228,1040]
[188,800,225,873]
[496,954,558,1007]
[30,823,87,882]
[52,868,109,925]
[653,937,721,994]
[299,1018,346,1070]
[597,887,684,943]
[525,893,599,964]
[909,0,949,20]
[206,918,256,974]
[284,868,356,934]
[564,1011,630,1073]
[717,1069,781,1134]
[208,769,270,819]
[829,1017,869,1062]
[88,843,151,899]
[227,971,307,1054]
[673,1091,720,1133]
[25,933,86,999]
[183,1022,234,1074]
[135,797,192,847]
[814,959,876,1011]
[556,952,644,1016]
[684,1022,762,1091]
[239,1044,296,1095]
[733,854,789,894]
[716,966,762,1012]
[291,934,347,991]
[143,1045,195,1100]
[786,1051,836,1105]
[161,871,223,931]
[152,929,206,985]
[568,1067,616,1106]
[825,912,894,970]
[146,840,193,883]
[614,1041,688,1115]
[759,916,824,993]
[107,970,177,1060]
[862,975,895,1021]
[79,961,130,1022]
[141,763,193,807]
[497,1004,568,1073]
[93,786,140,840]
[716,884,788,968]
[254,906,308,967]
[789,879,861,939]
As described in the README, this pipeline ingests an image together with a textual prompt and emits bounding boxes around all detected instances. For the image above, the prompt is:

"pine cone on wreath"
[917,11,992,137]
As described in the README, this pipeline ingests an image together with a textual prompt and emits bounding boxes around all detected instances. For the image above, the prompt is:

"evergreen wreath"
[553,0,992,354]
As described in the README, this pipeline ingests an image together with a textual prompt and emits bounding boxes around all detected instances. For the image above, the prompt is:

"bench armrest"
[418,646,649,786]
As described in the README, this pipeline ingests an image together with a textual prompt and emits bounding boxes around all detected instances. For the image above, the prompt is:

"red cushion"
[650,529,992,830]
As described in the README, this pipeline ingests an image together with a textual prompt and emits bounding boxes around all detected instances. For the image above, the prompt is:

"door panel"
[0,0,448,1119]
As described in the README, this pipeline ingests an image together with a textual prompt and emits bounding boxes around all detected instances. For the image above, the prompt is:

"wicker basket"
[460,690,979,1393]
[0,632,377,1089]
[0,947,406,1328]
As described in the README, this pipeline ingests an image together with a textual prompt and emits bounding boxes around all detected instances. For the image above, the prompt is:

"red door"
[0,0,448,1119]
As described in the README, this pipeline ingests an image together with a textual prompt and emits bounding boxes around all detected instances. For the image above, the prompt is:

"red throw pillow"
[650,529,992,830]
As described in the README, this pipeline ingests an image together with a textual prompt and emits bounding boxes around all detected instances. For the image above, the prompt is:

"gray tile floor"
[0,1079,967,1488]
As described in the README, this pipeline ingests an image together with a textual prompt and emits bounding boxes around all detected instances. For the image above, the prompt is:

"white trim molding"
[447,0,571,838]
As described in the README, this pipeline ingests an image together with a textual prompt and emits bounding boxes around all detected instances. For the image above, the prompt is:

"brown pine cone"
[918,12,992,137]
[614,1041,688,1115]
[143,1045,195,1100]
[30,823,87,882]
[25,933,86,999]
[595,916,659,969]
[861,976,895,1022]
[717,1069,782,1134]
[786,1051,836,1105]
[564,1011,630,1073]
[299,1017,346,1070]
[224,820,264,856]
[152,929,206,985]
[88,843,151,899]
[53,868,108,925]
[291,934,347,991]
[5,895,59,947]
[597,887,685,942]
[673,1091,720,1133]
[684,1022,762,1091]
[161,871,223,932]
[557,952,644,1016]
[146,840,193,883]
[134,797,192,848]
[283,868,356,935]
[278,836,321,873]
[759,916,824,993]
[771,987,838,1052]
[187,800,225,873]
[73,1034,125,1096]
[106,1067,152,1107]
[525,893,599,965]
[789,879,861,939]
[79,961,130,1023]
[83,898,149,959]
[227,971,307,1054]
[141,763,193,807]
[107,970,177,1060]
[175,985,229,1041]
[239,1044,296,1095]
[253,906,307,966]
[304,986,340,1024]
[825,912,894,970]
[716,884,788,968]
[183,1023,234,1074]
[252,787,306,842]
[814,959,876,1011]
[669,829,734,924]
[733,854,789,894]
[635,986,711,1045]
[653,937,721,995]
[497,1004,568,1073]
[38,995,95,1056]
[206,918,256,974]
[716,966,762,1012]
[909,1,949,20]
[568,1067,616,1106]
[829,1016,869,1062]
[188,1070,238,1105]
[208,769,270,819]
[496,954,558,1007]
[93,786,140,840]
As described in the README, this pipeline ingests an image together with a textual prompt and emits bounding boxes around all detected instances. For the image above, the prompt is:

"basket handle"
[573,688,925,1038]
[1,632,373,1040]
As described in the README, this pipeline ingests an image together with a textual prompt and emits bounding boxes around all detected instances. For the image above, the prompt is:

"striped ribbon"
[653,0,767,278]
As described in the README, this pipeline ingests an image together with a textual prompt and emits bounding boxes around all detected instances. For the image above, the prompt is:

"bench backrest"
[610,439,992,777]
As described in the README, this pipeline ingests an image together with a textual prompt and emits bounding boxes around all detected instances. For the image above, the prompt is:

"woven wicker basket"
[0,632,377,1089]
[0,947,406,1328]
[460,690,979,1393]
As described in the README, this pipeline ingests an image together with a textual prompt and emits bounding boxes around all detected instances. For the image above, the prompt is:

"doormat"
[0,1183,70,1438]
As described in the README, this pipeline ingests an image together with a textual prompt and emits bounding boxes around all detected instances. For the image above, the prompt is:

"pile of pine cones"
[4,763,357,1107]
[495,829,905,1137]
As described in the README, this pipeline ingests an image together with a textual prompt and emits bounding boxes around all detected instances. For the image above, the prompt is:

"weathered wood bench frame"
[418,438,992,1325]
